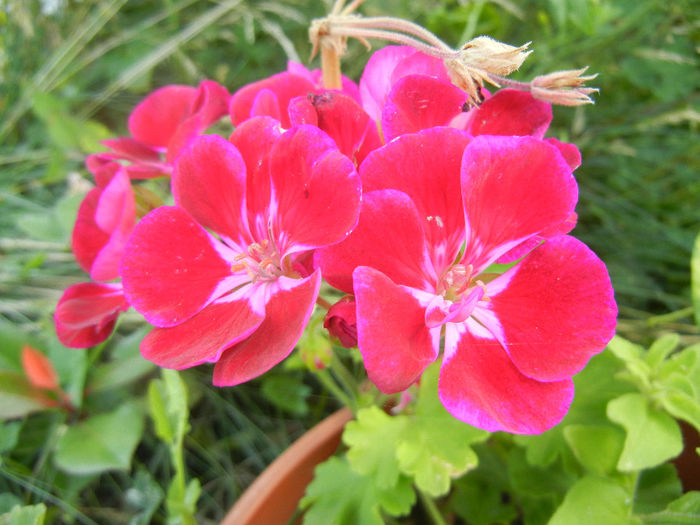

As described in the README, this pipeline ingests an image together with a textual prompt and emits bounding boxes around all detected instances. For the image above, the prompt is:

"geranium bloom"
[229,61,360,129]
[87,80,229,179]
[55,164,133,348]
[120,118,361,385]
[317,128,617,434]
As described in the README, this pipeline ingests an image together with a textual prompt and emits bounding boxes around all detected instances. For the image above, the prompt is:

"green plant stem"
[646,307,694,326]
[418,489,447,525]
[315,368,356,412]
[330,354,359,402]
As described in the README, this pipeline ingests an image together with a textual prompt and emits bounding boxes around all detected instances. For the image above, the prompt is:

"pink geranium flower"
[87,80,229,179]
[317,128,617,434]
[55,164,134,348]
[229,61,360,129]
[120,118,361,385]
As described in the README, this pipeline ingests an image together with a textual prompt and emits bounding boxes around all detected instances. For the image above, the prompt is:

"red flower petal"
[360,45,416,121]
[140,297,264,369]
[172,135,249,242]
[485,235,617,381]
[466,89,552,138]
[72,169,135,281]
[22,345,59,390]
[268,126,360,251]
[439,327,574,434]
[55,282,128,348]
[315,190,429,293]
[381,75,467,142]
[353,266,439,393]
[213,272,321,386]
[250,88,282,121]
[229,72,315,128]
[229,117,283,230]
[461,135,578,270]
[545,137,582,170]
[128,85,197,148]
[120,206,231,327]
[360,128,471,270]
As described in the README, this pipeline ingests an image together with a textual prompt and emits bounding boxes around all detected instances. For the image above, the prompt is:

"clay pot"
[221,407,354,525]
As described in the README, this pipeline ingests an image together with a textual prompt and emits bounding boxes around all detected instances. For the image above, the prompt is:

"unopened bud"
[324,296,358,348]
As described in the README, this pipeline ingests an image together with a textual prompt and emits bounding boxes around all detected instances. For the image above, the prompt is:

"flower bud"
[324,296,358,348]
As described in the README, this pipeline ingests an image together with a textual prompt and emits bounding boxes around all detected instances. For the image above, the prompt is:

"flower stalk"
[310,0,598,105]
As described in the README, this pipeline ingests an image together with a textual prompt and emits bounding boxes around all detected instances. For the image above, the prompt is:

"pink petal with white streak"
[213,271,321,386]
[461,135,578,270]
[140,297,264,369]
[354,266,439,393]
[172,134,249,242]
[439,324,574,434]
[120,206,232,327]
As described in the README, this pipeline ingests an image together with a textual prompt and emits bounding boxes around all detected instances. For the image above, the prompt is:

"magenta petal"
[229,117,283,232]
[486,235,617,381]
[269,125,360,251]
[101,137,161,163]
[315,189,429,293]
[189,79,230,126]
[461,135,578,270]
[439,327,574,434]
[120,206,232,327]
[55,282,128,348]
[545,137,582,170]
[381,75,467,142]
[359,45,416,121]
[250,88,282,121]
[354,266,439,393]
[360,128,470,269]
[141,298,264,369]
[466,89,552,138]
[287,96,319,126]
[128,85,197,147]
[172,135,249,242]
[213,272,321,386]
[72,187,109,275]
[229,72,314,128]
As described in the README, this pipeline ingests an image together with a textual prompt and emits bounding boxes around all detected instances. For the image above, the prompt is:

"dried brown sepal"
[531,68,599,106]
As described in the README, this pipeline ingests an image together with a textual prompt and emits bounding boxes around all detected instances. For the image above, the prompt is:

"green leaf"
[395,361,489,497]
[640,492,700,525]
[507,447,573,499]
[0,421,22,453]
[47,337,88,409]
[0,504,46,525]
[646,334,679,370]
[660,391,700,433]
[513,427,568,468]
[607,393,683,471]
[692,229,700,327]
[0,495,22,514]
[563,424,625,475]
[548,476,636,525]
[54,401,144,475]
[148,369,189,446]
[633,464,682,514]
[300,457,415,524]
[261,375,311,416]
[343,406,408,489]
[88,328,154,393]
[124,468,164,525]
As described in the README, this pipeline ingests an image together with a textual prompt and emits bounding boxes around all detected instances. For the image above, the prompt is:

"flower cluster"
[57,46,616,434]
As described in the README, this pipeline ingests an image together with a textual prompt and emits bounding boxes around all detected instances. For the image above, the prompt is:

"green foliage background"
[0,0,697,523]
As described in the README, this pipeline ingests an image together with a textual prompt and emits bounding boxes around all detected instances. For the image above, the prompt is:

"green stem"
[418,489,447,525]
[330,354,360,403]
[315,368,356,412]
[646,307,694,326]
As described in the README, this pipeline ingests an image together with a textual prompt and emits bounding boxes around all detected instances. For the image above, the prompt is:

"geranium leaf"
[633,464,683,514]
[396,361,489,497]
[343,406,408,489]
[646,333,679,370]
[261,374,311,416]
[607,393,683,471]
[660,391,700,433]
[563,424,625,475]
[548,476,637,525]
[148,369,189,446]
[54,401,144,475]
[0,503,47,525]
[300,456,414,524]
[0,371,49,420]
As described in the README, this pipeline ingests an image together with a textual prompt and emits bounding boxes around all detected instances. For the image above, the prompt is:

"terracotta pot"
[221,407,354,525]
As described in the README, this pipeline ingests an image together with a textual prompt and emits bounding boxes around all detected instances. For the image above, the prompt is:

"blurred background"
[1,0,697,522]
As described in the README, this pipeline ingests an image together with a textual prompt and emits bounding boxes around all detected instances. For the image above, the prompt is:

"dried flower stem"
[310,0,598,106]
